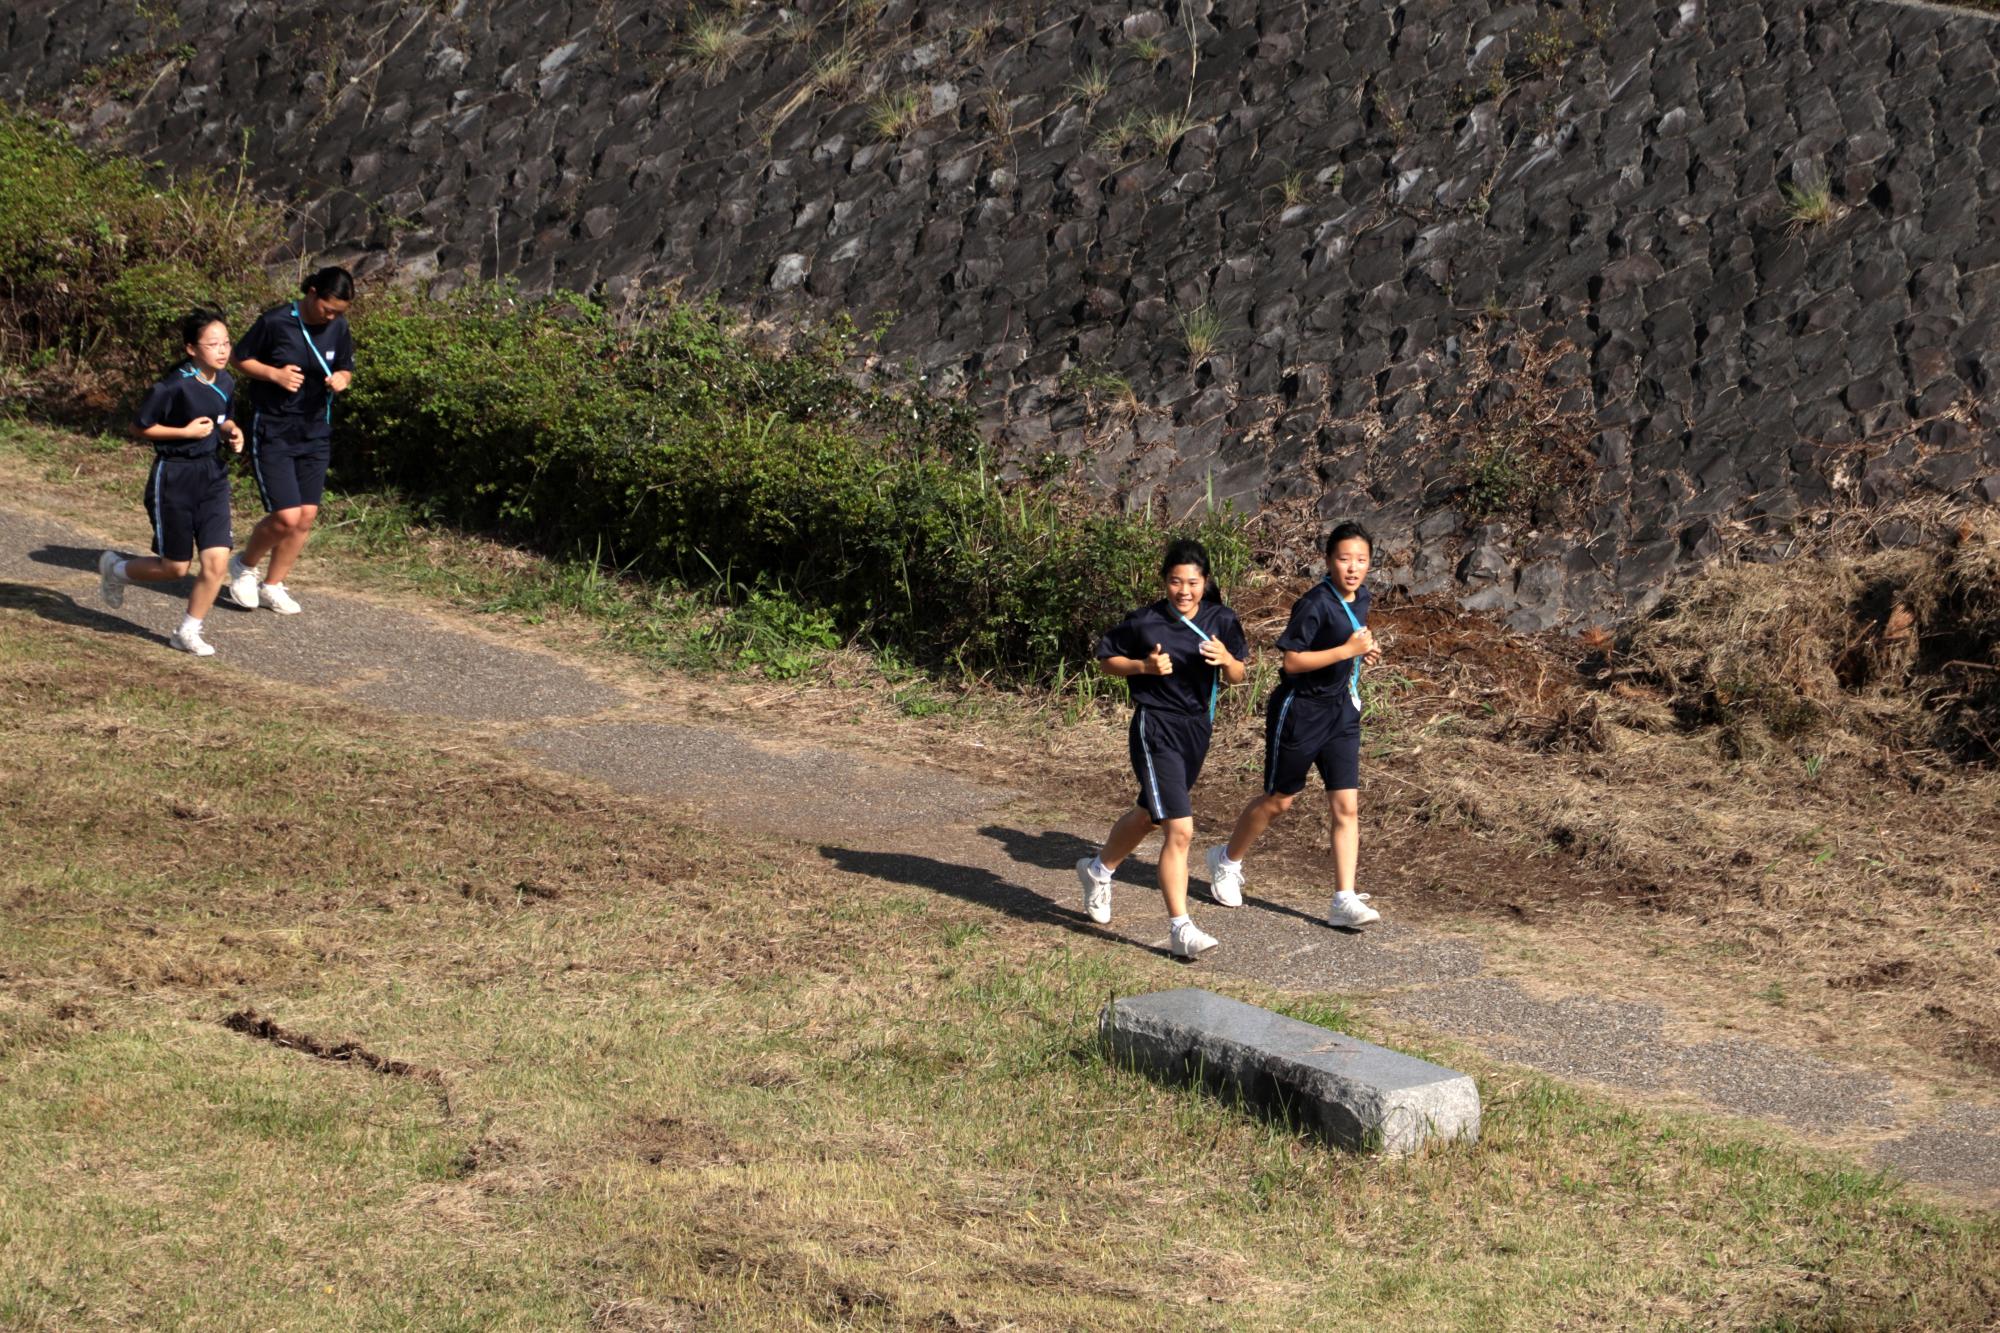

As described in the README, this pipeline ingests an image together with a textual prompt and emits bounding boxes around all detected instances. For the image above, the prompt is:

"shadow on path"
[816,844,1172,958]
[978,824,1160,884]
[976,823,1324,927]
[27,543,102,574]
[0,581,167,646]
[27,544,222,605]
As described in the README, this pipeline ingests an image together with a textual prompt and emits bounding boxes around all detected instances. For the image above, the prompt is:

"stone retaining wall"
[6,0,1999,623]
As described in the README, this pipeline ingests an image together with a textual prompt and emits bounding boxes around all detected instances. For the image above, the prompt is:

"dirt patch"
[590,1297,706,1332]
[1831,959,1927,991]
[1921,1005,2000,1079]
[459,877,564,905]
[627,1114,758,1170]
[222,1008,453,1115]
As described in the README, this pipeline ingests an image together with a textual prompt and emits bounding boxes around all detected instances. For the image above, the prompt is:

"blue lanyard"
[1172,608,1220,722]
[291,304,335,421]
[181,366,229,428]
[1324,577,1364,707]
[180,365,229,412]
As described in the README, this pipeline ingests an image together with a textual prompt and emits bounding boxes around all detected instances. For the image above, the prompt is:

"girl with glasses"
[98,309,245,655]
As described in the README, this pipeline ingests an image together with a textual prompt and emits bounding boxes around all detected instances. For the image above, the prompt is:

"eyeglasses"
[195,338,232,349]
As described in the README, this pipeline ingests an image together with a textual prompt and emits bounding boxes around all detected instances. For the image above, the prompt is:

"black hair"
[179,306,227,350]
[1325,521,1373,560]
[302,266,355,301]
[1160,537,1222,604]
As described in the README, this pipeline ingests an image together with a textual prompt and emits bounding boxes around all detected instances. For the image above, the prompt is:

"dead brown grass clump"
[1621,511,2000,763]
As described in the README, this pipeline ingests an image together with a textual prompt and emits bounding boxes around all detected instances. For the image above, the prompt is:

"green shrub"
[342,287,1247,680]
[0,111,1252,686]
[0,109,280,374]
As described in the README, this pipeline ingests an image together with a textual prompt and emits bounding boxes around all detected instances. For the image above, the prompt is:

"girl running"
[1075,538,1249,958]
[98,308,245,656]
[224,266,356,614]
[1205,522,1385,929]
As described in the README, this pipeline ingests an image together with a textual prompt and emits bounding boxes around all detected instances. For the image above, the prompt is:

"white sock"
[1169,914,1191,929]
[1218,850,1242,871]
[1089,856,1110,880]
[1333,889,1358,903]
[111,559,131,580]
[178,615,202,636]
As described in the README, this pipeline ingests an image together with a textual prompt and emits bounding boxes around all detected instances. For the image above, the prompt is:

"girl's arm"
[133,420,213,443]
[1281,629,1374,675]
[1097,644,1173,678]
[1199,639,1249,685]
[236,356,306,393]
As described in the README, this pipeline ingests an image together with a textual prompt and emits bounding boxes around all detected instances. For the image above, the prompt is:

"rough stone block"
[1099,989,1480,1155]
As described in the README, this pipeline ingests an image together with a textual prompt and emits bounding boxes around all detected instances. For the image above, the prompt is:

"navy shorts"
[1264,685,1361,795]
[247,412,332,512]
[144,456,233,562]
[1129,707,1212,823]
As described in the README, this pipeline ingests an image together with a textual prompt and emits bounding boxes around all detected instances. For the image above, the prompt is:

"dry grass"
[1346,534,2000,1082]
[2,612,1997,1328]
[1620,509,2000,762]
[3,417,1999,1099]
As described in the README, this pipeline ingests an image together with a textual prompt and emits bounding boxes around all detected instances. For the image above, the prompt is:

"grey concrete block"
[1100,988,1479,1155]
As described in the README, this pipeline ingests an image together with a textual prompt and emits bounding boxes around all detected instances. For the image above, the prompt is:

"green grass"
[1124,34,1166,64]
[1176,302,1226,365]
[1142,109,1202,153]
[681,16,751,83]
[865,88,923,139]
[1781,177,1842,230]
[1067,61,1112,105]
[1094,110,1146,155]
[0,612,1995,1329]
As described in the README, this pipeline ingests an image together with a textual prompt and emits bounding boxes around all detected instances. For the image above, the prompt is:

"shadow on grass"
[815,844,1174,959]
[0,579,168,646]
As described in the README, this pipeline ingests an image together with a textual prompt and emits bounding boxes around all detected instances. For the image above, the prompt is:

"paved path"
[5,503,1997,1204]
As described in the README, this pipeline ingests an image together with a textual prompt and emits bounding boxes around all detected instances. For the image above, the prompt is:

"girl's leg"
[254,504,318,584]
[1098,805,1155,871]
[186,546,230,619]
[1329,788,1360,894]
[1224,790,1295,862]
[239,508,286,571]
[1324,787,1379,926]
[1157,817,1194,917]
[119,556,192,583]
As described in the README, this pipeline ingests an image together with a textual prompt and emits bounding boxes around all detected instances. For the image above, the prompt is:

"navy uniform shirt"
[134,366,236,459]
[233,302,354,425]
[1096,599,1250,717]
[1276,579,1371,697]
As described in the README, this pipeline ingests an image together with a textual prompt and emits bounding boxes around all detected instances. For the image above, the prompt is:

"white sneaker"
[170,624,216,657]
[1204,844,1244,908]
[1076,857,1112,924]
[1170,919,1218,958]
[224,555,261,610]
[1326,892,1381,928]
[97,550,126,609]
[260,582,302,615]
